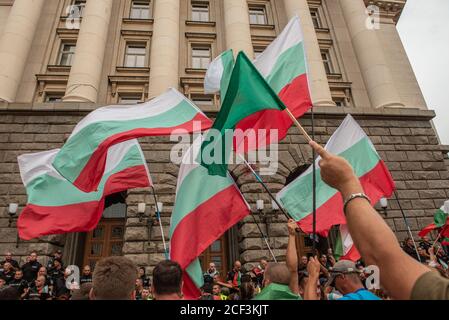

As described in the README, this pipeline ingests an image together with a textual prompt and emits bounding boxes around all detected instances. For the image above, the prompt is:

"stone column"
[63,0,113,103]
[223,0,254,58]
[0,0,45,102]
[283,0,335,107]
[340,0,403,108]
[148,0,180,99]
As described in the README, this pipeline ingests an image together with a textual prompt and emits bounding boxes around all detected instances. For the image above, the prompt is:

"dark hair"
[152,260,183,295]
[240,273,252,283]
[92,256,137,300]
[0,287,20,300]
[203,274,214,284]
[202,283,214,294]
[239,282,255,300]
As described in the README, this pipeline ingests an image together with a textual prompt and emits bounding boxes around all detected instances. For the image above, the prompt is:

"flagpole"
[251,212,278,263]
[394,190,421,262]
[285,108,312,142]
[151,186,169,260]
[311,105,317,255]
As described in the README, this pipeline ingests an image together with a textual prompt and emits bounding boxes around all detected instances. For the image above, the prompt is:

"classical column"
[148,0,180,99]
[0,0,45,102]
[223,0,254,58]
[340,0,403,108]
[63,0,113,103]
[283,0,335,107]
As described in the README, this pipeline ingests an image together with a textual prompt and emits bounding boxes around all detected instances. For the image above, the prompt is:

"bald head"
[264,263,290,286]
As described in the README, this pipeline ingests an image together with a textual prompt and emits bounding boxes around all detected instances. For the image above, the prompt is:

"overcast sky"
[397,0,449,145]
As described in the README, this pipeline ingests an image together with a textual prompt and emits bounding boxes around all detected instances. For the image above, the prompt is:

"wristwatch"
[343,193,371,215]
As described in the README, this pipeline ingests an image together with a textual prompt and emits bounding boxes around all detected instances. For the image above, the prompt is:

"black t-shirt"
[140,275,150,287]
[9,279,28,295]
[49,269,64,282]
[80,275,92,285]
[0,270,15,284]
[25,286,51,300]
[53,277,70,299]
[21,261,42,283]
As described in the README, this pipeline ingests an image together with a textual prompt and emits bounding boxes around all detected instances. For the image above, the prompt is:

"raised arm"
[309,141,430,300]
[286,219,299,295]
[304,257,321,300]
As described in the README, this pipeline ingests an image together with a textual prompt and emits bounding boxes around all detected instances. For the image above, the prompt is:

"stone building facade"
[0,0,448,275]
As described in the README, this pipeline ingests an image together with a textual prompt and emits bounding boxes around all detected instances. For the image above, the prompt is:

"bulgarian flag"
[200,51,287,177]
[334,225,361,262]
[277,115,396,235]
[52,88,212,193]
[204,49,234,97]
[204,16,312,151]
[169,137,250,299]
[17,140,151,240]
[419,201,449,238]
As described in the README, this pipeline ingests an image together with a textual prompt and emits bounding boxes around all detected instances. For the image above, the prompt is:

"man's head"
[300,256,308,266]
[320,254,328,265]
[82,265,91,276]
[29,251,37,262]
[14,270,23,280]
[135,278,143,289]
[5,252,12,261]
[421,236,430,243]
[260,259,268,270]
[152,260,183,300]
[3,262,12,272]
[35,275,46,289]
[212,284,221,295]
[91,256,137,300]
[38,267,47,276]
[233,260,241,271]
[405,238,413,247]
[71,283,92,301]
[208,262,216,272]
[141,287,151,300]
[54,250,63,260]
[138,266,146,277]
[327,260,363,295]
[263,263,290,287]
[0,287,19,300]
[53,259,62,270]
[0,278,5,288]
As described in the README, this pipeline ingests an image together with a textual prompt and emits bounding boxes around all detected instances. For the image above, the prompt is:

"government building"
[0,0,448,277]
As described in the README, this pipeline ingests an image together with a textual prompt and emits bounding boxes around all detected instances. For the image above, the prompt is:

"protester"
[53,267,72,300]
[138,266,150,287]
[46,250,63,271]
[0,287,20,300]
[226,260,242,288]
[419,236,433,254]
[71,282,92,300]
[49,259,64,283]
[141,287,152,300]
[309,140,449,300]
[200,283,219,300]
[0,278,6,290]
[204,262,219,278]
[9,270,28,298]
[240,281,256,300]
[135,278,144,300]
[37,267,53,288]
[0,262,14,284]
[152,260,183,300]
[253,262,301,300]
[80,265,93,285]
[21,251,42,284]
[23,275,51,300]
[1,252,20,270]
[298,256,308,272]
[90,256,137,300]
[252,259,268,288]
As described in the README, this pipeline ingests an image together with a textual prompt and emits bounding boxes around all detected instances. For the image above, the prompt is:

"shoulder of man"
[411,271,449,300]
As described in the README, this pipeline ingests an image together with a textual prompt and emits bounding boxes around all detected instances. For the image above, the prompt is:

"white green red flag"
[17,140,151,240]
[52,88,212,193]
[277,115,395,235]
[204,16,312,150]
[204,49,234,98]
[334,225,361,262]
[419,200,449,238]
[169,137,250,299]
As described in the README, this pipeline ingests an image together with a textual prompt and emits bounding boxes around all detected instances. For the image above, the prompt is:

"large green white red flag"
[204,16,312,150]
[277,115,395,235]
[52,88,212,193]
[169,137,250,299]
[17,140,151,240]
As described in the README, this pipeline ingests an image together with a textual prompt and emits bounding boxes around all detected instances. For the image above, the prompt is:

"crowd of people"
[1,141,449,300]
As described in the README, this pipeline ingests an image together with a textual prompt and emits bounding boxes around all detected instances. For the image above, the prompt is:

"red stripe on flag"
[170,185,250,270]
[234,74,312,152]
[298,160,395,236]
[73,114,211,192]
[340,245,361,262]
[182,272,201,300]
[17,165,150,240]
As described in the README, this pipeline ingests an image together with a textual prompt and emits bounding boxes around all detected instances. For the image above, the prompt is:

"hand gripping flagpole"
[151,186,169,260]
[394,190,421,262]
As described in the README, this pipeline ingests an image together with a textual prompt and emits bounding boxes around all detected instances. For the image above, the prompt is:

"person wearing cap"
[309,141,449,300]
[325,260,381,300]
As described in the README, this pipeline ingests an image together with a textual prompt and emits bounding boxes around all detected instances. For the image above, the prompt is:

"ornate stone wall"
[1,104,448,272]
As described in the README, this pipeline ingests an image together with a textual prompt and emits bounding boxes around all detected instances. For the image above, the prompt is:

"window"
[191,46,211,69]
[72,0,86,17]
[249,7,267,25]
[333,98,347,107]
[119,95,143,104]
[191,2,209,22]
[130,1,151,19]
[192,96,213,106]
[321,50,334,74]
[45,93,64,102]
[58,43,76,66]
[124,44,146,67]
[310,9,322,29]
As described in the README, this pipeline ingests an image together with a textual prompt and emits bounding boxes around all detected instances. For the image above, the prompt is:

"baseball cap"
[325,260,361,287]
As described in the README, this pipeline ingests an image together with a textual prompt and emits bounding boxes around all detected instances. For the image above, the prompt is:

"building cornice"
[364,0,407,23]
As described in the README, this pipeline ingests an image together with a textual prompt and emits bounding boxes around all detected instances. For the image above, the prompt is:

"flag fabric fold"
[17,140,152,240]
[52,88,212,193]
[419,201,449,238]
[200,51,287,177]
[277,115,396,236]
[169,137,251,299]
[204,49,234,97]
[334,225,361,262]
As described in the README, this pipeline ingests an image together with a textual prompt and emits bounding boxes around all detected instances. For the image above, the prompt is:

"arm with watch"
[309,141,434,300]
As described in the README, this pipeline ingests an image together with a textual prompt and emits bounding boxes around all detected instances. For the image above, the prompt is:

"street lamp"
[8,203,18,227]
[380,198,388,216]
[137,203,146,222]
